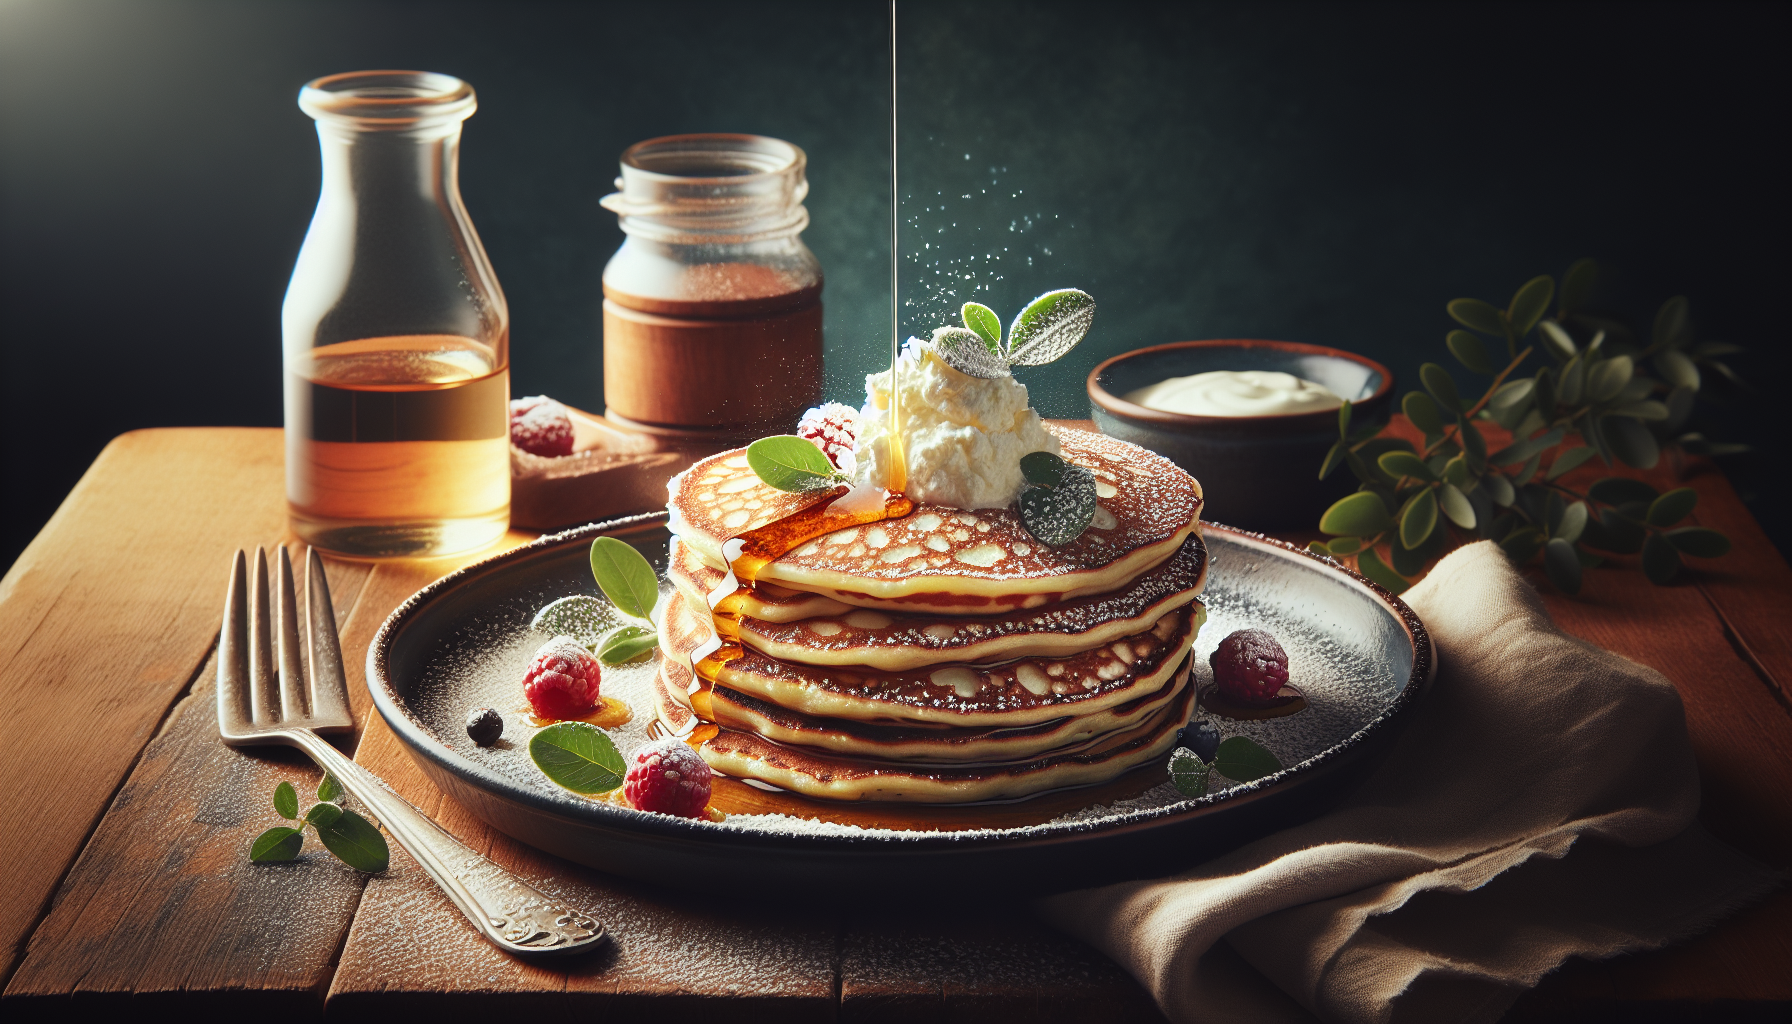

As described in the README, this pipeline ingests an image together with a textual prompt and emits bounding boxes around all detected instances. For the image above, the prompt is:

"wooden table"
[2,425,1788,1022]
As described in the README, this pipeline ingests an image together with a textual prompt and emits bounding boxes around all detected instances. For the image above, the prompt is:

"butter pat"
[853,339,1059,510]
[1123,370,1343,417]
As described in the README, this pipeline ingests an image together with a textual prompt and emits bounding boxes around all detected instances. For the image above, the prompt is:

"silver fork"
[218,545,607,957]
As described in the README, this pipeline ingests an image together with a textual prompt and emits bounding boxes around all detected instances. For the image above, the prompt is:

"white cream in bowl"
[1123,370,1344,417]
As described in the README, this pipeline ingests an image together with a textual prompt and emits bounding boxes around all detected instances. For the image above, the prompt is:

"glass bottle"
[600,134,823,438]
[283,70,510,558]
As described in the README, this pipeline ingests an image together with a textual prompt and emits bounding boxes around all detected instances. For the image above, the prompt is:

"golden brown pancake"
[654,651,1193,764]
[666,425,1203,615]
[670,532,1207,670]
[659,590,1200,728]
[689,670,1195,803]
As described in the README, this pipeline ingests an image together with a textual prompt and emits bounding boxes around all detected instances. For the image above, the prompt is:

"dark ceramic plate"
[367,514,1433,898]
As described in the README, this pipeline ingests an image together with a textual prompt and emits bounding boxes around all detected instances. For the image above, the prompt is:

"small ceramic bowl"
[1088,340,1394,530]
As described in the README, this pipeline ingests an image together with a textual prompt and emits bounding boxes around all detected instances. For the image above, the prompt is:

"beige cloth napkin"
[1037,540,1781,1024]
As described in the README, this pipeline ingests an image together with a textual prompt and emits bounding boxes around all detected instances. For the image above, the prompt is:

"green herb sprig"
[746,434,852,494]
[250,775,390,872]
[938,288,1097,379]
[529,722,626,794]
[1169,736,1283,798]
[586,537,661,664]
[1312,260,1742,594]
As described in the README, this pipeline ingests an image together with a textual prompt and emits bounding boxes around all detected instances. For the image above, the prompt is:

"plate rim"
[366,514,1434,851]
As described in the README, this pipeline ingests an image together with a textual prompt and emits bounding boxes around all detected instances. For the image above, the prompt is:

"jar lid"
[299,71,476,130]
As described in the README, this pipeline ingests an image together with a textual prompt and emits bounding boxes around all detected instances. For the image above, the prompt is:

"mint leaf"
[1213,736,1283,782]
[531,594,625,645]
[961,302,1003,352]
[1006,288,1096,367]
[250,826,303,862]
[931,327,1009,379]
[745,434,840,493]
[1168,749,1209,798]
[1019,450,1067,488]
[317,774,343,803]
[1018,463,1096,547]
[588,537,661,621]
[530,722,627,794]
[273,781,298,820]
[315,809,389,873]
[597,625,658,665]
[305,801,343,828]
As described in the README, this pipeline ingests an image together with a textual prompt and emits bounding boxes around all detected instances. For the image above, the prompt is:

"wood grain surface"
[1,423,1787,1021]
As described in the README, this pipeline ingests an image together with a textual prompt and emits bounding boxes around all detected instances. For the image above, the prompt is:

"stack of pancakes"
[654,425,1209,803]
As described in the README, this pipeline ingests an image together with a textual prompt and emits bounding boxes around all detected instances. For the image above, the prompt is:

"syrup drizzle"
[1197,683,1308,721]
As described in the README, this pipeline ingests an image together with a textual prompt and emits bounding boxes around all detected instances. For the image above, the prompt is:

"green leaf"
[1556,501,1589,545]
[1652,296,1690,351]
[1212,736,1284,782]
[1447,297,1505,335]
[1490,427,1565,467]
[1508,275,1555,338]
[315,809,389,873]
[1661,387,1696,436]
[1666,527,1731,558]
[1557,357,1586,407]
[1169,749,1210,798]
[1547,446,1596,480]
[1514,453,1543,487]
[1447,330,1493,374]
[1604,416,1661,469]
[1400,489,1439,549]
[1483,472,1515,507]
[1610,400,1670,421]
[1337,397,1352,437]
[305,801,343,827]
[1018,465,1098,546]
[1442,453,1470,487]
[1583,508,1646,554]
[932,326,1010,379]
[1319,441,1347,481]
[1439,483,1476,530]
[531,595,626,647]
[1420,363,1462,412]
[1401,392,1444,436]
[1587,355,1635,404]
[1559,258,1597,315]
[1646,488,1698,527]
[529,721,627,794]
[1533,367,1557,417]
[1307,540,1329,556]
[1458,417,1487,473]
[1500,526,1546,564]
[1576,546,1604,569]
[1020,450,1067,487]
[597,625,659,665]
[1641,533,1682,585]
[745,435,841,494]
[1326,536,1366,556]
[1320,491,1392,537]
[589,536,662,621]
[1538,320,1577,361]
[1007,288,1097,366]
[1356,547,1410,593]
[250,826,303,863]
[1378,451,1435,482]
[317,774,343,804]
[1588,478,1657,505]
[1655,349,1700,391]
[1543,537,1583,594]
[1487,378,1536,412]
[960,301,1003,351]
[273,781,298,820]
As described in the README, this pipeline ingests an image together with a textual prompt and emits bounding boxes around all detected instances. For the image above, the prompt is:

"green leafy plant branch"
[1311,260,1743,595]
[249,775,390,872]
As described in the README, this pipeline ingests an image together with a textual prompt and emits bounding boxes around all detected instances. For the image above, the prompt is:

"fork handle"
[284,729,608,957]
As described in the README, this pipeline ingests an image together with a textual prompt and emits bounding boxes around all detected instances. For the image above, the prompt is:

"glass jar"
[283,70,510,558]
[600,134,823,437]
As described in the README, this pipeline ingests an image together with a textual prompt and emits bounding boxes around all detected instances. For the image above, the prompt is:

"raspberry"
[1209,629,1290,705]
[522,636,601,719]
[797,402,860,473]
[624,739,712,818]
[509,395,574,457]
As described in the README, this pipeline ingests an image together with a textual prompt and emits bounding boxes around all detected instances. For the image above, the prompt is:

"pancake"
[666,537,855,623]
[653,650,1193,764]
[670,532,1208,670]
[660,590,1202,728]
[666,425,1204,614]
[690,667,1195,803]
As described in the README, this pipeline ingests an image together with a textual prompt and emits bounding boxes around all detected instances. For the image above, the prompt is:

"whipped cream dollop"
[851,337,1059,510]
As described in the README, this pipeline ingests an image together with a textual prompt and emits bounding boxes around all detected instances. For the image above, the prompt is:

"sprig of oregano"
[936,288,1097,379]
[1169,735,1284,798]
[585,537,661,664]
[746,434,851,494]
[1313,259,1742,595]
[1017,451,1097,546]
[250,775,390,872]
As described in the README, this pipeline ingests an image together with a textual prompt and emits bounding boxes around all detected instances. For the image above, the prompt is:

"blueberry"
[1186,719,1221,763]
[466,707,504,747]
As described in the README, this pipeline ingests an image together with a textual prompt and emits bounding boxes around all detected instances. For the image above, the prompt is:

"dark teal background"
[2,0,1786,572]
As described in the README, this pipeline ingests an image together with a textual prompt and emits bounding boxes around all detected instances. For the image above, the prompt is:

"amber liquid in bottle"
[286,335,510,558]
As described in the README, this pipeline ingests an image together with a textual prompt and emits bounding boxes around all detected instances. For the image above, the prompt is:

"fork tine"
[275,545,309,720]
[249,547,280,726]
[305,547,354,732]
[216,550,252,737]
